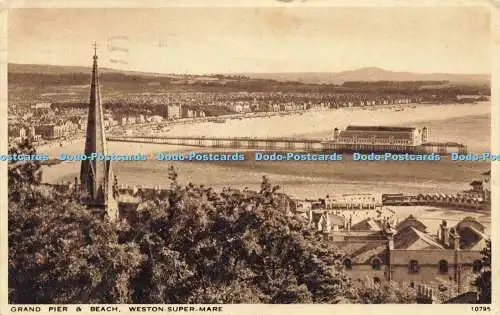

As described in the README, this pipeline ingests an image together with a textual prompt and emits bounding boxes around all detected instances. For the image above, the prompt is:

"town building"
[137,114,145,124]
[147,115,163,123]
[128,116,137,125]
[34,123,64,139]
[34,120,79,140]
[181,107,206,119]
[308,210,487,297]
[69,116,88,131]
[164,104,182,120]
[323,193,382,210]
[8,125,27,143]
[31,102,52,111]
[119,116,128,126]
[8,115,19,125]
[182,107,196,118]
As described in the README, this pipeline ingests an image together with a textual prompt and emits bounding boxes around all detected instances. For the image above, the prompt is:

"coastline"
[37,102,490,155]
[39,101,491,202]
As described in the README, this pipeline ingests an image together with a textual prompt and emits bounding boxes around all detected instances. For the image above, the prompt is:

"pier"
[106,135,467,153]
[107,135,328,150]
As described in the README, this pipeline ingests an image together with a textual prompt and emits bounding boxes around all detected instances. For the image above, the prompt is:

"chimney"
[450,228,461,250]
[333,128,340,141]
[421,127,429,142]
[387,232,395,250]
[440,220,450,247]
[324,212,332,232]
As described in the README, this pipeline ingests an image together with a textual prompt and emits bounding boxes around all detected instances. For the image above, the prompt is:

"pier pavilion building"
[331,125,428,152]
[330,125,466,154]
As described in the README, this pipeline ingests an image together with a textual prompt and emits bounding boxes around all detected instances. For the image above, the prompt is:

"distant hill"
[8,63,491,108]
[9,64,490,86]
[239,67,490,85]
[8,63,175,78]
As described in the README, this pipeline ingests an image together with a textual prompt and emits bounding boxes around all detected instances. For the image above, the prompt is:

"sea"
[40,102,492,233]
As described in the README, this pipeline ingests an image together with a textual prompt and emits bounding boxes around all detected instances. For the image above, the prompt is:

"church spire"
[80,43,118,221]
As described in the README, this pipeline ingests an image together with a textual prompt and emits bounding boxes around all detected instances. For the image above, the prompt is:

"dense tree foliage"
[352,279,417,304]
[8,154,354,303]
[8,143,417,304]
[473,239,491,303]
[8,139,42,201]
[122,172,355,303]
[9,191,142,303]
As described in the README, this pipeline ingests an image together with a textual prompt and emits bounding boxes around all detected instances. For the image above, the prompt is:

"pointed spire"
[80,43,118,221]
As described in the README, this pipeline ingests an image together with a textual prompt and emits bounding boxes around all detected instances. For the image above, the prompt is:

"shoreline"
[37,102,490,153]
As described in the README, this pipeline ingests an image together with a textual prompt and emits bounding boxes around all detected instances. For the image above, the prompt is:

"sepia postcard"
[1,1,498,315]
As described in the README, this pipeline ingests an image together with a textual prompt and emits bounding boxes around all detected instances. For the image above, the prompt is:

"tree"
[123,173,353,303]
[8,138,42,201]
[473,240,491,303]
[8,139,142,303]
[8,189,143,303]
[353,279,417,304]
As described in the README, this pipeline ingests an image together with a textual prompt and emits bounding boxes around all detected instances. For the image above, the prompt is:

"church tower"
[80,43,118,221]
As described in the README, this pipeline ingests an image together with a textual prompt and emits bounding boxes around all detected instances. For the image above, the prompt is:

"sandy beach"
[40,102,491,159]
[163,102,490,138]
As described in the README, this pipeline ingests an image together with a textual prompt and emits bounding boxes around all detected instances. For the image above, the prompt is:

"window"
[343,259,353,270]
[409,260,419,274]
[438,260,449,273]
[473,260,483,273]
[371,258,382,271]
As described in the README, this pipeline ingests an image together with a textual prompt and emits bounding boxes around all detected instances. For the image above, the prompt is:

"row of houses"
[117,114,170,126]
[10,116,87,142]
[296,193,383,211]
[381,171,491,210]
[8,125,34,143]
[157,104,206,120]
[382,193,486,210]
[224,97,418,114]
[182,107,206,119]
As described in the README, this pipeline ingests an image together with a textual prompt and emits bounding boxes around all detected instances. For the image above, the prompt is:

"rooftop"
[394,226,445,250]
[336,241,388,264]
[345,125,417,132]
[351,218,383,231]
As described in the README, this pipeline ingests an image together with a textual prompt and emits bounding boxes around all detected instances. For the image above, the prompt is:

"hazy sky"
[8,7,491,74]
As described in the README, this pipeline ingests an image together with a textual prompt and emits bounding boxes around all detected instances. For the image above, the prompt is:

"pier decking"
[107,135,327,150]
[106,135,467,153]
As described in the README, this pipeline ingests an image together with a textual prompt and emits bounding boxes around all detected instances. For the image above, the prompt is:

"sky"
[8,7,491,74]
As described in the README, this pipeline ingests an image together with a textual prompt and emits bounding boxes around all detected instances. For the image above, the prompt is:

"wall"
[344,265,387,286]
[389,249,483,293]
